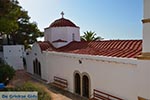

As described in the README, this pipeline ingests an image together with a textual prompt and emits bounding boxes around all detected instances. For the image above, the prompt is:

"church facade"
[26,0,150,100]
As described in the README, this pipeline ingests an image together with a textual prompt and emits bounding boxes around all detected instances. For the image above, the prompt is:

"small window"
[72,33,75,41]
[79,60,82,64]
[9,50,11,52]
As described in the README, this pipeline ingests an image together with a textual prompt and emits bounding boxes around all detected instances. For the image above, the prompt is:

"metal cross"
[61,11,64,18]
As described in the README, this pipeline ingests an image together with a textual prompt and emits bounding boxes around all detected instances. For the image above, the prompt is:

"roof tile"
[37,40,142,58]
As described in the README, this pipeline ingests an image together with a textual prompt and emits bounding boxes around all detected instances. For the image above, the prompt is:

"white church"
[25,0,150,100]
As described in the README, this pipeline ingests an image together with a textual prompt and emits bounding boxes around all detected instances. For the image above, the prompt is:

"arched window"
[74,71,91,98]
[75,73,81,95]
[33,58,41,77]
[38,62,41,76]
[23,57,26,68]
[33,60,35,74]
[82,75,89,98]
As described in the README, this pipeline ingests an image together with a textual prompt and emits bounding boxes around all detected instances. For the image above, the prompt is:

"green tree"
[81,31,103,41]
[0,0,21,44]
[0,0,43,47]
[0,63,15,85]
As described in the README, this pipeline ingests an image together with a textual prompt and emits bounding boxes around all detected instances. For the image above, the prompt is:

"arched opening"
[75,73,81,95]
[35,59,39,75]
[38,62,41,76]
[33,58,41,77]
[23,57,26,70]
[33,60,36,74]
[82,75,89,98]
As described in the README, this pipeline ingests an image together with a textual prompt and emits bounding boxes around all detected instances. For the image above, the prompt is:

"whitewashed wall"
[44,27,80,47]
[26,50,32,73]
[136,60,150,99]
[144,0,150,19]
[42,52,150,100]
[52,42,68,48]
[3,45,24,70]
[143,0,150,52]
[26,43,47,80]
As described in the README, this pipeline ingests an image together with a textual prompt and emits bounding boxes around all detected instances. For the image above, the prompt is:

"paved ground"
[8,70,88,100]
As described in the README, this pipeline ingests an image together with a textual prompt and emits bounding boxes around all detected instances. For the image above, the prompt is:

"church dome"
[49,18,78,28]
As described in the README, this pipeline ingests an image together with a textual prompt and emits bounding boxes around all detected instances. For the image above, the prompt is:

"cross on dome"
[61,11,64,18]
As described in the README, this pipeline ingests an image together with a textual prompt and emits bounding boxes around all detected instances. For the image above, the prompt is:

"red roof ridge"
[37,41,55,51]
[49,18,79,28]
[52,39,67,43]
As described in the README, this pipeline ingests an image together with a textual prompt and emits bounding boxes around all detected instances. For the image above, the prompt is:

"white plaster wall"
[143,0,150,52]
[52,42,68,48]
[44,28,51,41]
[44,27,80,44]
[143,23,150,52]
[144,0,150,19]
[26,43,47,80]
[136,60,150,99]
[3,45,24,70]
[43,52,150,100]
[66,27,80,42]
[50,27,67,42]
[26,50,33,74]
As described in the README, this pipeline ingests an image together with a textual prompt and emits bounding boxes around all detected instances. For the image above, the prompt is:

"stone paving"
[9,70,88,100]
[30,73,88,100]
[47,85,88,100]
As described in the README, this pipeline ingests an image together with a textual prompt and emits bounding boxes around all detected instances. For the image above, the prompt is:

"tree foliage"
[0,0,19,33]
[0,0,43,48]
[0,63,15,85]
[81,31,103,41]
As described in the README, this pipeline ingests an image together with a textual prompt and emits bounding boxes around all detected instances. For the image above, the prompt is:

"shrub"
[15,82,51,100]
[0,63,15,85]
[2,82,51,100]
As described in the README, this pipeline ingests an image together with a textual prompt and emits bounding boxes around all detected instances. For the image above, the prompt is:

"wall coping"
[44,51,138,65]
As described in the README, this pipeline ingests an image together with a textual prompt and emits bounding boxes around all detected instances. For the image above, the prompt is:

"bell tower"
[138,0,150,60]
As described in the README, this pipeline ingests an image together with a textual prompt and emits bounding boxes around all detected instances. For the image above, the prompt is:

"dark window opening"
[33,59,41,77]
[82,75,89,98]
[72,33,75,41]
[75,73,81,95]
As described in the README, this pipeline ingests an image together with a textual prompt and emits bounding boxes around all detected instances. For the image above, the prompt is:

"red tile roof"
[37,41,54,51]
[52,39,67,43]
[37,40,142,58]
[49,18,79,28]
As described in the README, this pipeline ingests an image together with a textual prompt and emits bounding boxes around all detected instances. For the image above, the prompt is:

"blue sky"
[18,0,143,40]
